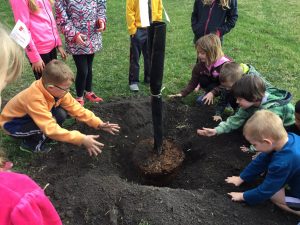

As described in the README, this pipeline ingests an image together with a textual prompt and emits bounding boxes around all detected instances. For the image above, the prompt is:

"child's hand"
[212,115,222,122]
[194,84,200,92]
[240,145,250,153]
[32,59,45,74]
[96,19,106,32]
[227,192,244,202]
[225,176,244,186]
[82,135,104,156]
[76,34,87,45]
[196,127,217,137]
[202,92,214,105]
[99,122,120,135]
[168,93,182,98]
[57,46,67,61]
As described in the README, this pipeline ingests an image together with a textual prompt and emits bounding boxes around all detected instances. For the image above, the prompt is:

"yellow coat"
[126,0,163,35]
[0,79,103,146]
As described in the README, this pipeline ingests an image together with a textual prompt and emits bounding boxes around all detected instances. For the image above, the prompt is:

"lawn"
[0,0,300,166]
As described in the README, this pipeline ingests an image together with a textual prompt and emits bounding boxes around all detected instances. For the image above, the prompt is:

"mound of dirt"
[28,97,298,225]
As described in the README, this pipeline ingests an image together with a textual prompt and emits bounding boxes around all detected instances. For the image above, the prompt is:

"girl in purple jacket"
[55,0,107,105]
[10,0,67,79]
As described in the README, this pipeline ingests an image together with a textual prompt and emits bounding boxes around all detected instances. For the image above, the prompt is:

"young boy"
[126,0,163,92]
[211,62,271,122]
[197,75,295,137]
[225,110,300,216]
[286,100,300,135]
[0,60,120,156]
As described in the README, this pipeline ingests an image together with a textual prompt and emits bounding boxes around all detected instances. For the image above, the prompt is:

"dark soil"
[28,97,299,225]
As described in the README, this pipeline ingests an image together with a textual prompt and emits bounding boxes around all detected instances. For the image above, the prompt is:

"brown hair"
[195,33,224,66]
[243,110,287,142]
[202,0,231,9]
[42,60,74,85]
[232,75,266,102]
[219,62,243,83]
[29,0,54,12]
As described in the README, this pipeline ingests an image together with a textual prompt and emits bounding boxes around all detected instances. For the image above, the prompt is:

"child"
[226,110,300,216]
[55,0,106,105]
[168,34,232,104]
[9,0,67,80]
[197,75,295,137]
[126,0,163,92]
[0,26,62,225]
[286,100,300,136]
[191,0,238,43]
[0,60,120,156]
[211,62,270,121]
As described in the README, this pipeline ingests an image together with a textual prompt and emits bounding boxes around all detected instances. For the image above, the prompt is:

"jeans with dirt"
[128,28,150,84]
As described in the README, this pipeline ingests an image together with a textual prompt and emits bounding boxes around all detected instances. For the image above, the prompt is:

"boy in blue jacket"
[226,110,300,216]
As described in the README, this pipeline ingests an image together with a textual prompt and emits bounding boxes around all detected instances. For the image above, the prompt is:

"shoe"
[196,94,206,105]
[129,83,139,92]
[20,139,51,153]
[85,92,103,103]
[76,97,84,106]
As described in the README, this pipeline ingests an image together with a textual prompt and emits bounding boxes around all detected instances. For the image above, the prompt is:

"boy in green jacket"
[197,75,295,137]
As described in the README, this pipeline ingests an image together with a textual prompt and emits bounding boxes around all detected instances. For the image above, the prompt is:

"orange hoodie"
[0,80,103,146]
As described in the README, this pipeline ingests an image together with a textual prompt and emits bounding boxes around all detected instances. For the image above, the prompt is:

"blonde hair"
[219,62,243,83]
[42,60,74,85]
[0,25,24,102]
[202,0,231,9]
[29,0,54,12]
[196,33,224,66]
[243,110,287,142]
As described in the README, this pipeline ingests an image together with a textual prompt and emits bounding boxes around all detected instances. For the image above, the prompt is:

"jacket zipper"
[204,0,216,35]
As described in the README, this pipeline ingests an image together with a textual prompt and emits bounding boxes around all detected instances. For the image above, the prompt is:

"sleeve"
[97,0,107,21]
[217,0,238,35]
[215,108,250,134]
[126,0,137,35]
[55,0,78,42]
[180,64,201,97]
[191,0,198,34]
[243,160,290,205]
[11,189,62,225]
[157,0,163,21]
[9,0,41,63]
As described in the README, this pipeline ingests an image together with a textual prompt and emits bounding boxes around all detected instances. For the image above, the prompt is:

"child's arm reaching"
[197,127,217,137]
[82,135,104,156]
[98,122,120,135]
[168,93,182,98]
[225,176,245,202]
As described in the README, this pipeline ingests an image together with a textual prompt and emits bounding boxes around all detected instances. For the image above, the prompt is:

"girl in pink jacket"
[9,0,67,80]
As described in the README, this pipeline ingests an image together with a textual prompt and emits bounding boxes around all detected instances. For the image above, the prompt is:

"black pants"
[30,48,57,80]
[129,28,150,84]
[73,54,95,97]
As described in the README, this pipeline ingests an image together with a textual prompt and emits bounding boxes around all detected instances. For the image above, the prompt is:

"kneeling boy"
[226,110,300,216]
[0,60,120,156]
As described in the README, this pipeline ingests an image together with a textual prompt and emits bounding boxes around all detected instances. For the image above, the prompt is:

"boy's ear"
[262,138,273,146]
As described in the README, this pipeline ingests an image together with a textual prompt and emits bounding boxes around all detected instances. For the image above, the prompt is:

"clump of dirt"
[27,97,298,225]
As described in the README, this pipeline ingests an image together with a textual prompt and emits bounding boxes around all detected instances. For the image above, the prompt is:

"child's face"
[197,49,207,63]
[295,112,300,130]
[236,97,256,109]
[220,81,234,90]
[46,80,72,99]
[245,134,273,153]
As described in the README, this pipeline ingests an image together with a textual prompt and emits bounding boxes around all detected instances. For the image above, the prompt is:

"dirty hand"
[196,127,217,137]
[240,145,250,153]
[82,135,104,156]
[57,46,67,60]
[32,59,45,74]
[168,93,182,98]
[99,122,120,135]
[76,34,87,45]
[225,176,244,186]
[212,115,222,122]
[202,92,214,105]
[227,192,244,202]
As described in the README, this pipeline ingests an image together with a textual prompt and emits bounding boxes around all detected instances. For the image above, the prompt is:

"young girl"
[9,0,67,80]
[55,0,107,105]
[168,33,232,105]
[191,0,238,43]
[0,25,62,225]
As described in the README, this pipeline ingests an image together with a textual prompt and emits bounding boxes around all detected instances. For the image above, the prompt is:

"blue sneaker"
[196,94,206,105]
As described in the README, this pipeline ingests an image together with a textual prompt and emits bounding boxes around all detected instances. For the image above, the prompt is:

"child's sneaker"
[196,94,206,105]
[85,92,103,103]
[20,139,51,153]
[76,97,84,106]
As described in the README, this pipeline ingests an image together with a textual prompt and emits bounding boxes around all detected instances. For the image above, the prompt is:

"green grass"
[0,0,300,167]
